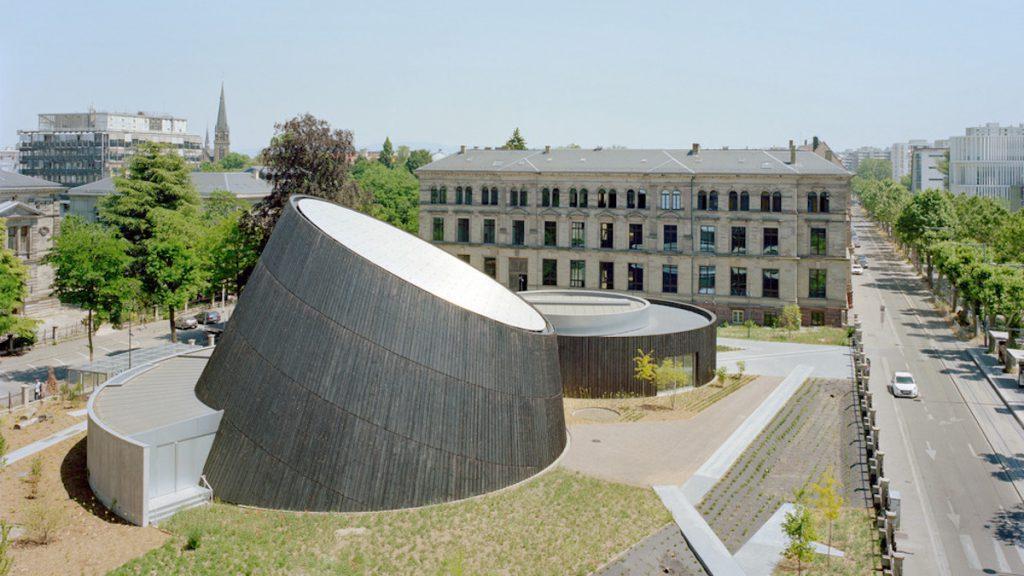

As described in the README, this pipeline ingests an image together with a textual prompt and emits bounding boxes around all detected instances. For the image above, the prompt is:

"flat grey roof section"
[418,148,850,176]
[624,304,711,336]
[69,172,271,198]
[520,290,711,336]
[522,291,646,316]
[92,350,214,437]
[0,170,63,190]
[297,197,547,332]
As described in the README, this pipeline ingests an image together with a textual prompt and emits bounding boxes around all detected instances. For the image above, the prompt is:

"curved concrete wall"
[557,300,717,398]
[195,196,566,512]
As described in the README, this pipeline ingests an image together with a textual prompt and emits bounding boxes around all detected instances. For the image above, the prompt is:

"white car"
[890,371,919,398]
[851,263,864,275]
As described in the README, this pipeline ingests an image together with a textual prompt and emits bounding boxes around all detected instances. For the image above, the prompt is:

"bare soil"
[564,375,757,425]
[2,398,87,452]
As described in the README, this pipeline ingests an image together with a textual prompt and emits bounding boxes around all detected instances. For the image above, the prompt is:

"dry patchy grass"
[564,375,757,425]
[717,325,850,346]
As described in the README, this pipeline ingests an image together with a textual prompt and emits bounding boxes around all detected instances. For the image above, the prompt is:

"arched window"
[609,189,617,208]
[771,191,782,212]
[728,190,738,211]
[520,188,528,206]
[672,190,681,210]
[456,186,464,205]
[542,187,551,207]
[806,192,818,213]
[661,190,671,209]
[580,188,589,207]
[490,186,498,205]
[570,188,579,207]
[819,191,830,213]
[740,191,749,211]
[430,186,438,204]
[552,188,561,207]
[627,189,636,209]
[440,186,448,203]
[698,190,708,210]
[637,189,647,209]
[598,188,607,208]
[465,186,472,205]
[509,188,518,207]
[760,191,770,212]
[709,190,719,211]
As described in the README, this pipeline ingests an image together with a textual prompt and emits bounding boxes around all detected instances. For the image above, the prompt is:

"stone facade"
[416,148,852,326]
[0,171,65,315]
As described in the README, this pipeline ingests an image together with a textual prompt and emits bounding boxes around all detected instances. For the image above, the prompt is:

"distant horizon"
[3,1,1022,155]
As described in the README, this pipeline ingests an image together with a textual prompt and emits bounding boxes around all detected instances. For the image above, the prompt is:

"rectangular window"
[762,269,780,298]
[809,269,827,299]
[660,190,671,209]
[698,265,716,294]
[570,260,585,288]
[731,226,746,254]
[542,259,558,286]
[600,262,615,289]
[629,223,643,250]
[662,265,678,293]
[763,311,778,327]
[571,221,585,248]
[700,225,716,253]
[763,227,779,256]
[638,190,647,209]
[731,310,745,324]
[811,228,827,256]
[432,217,444,241]
[544,221,557,247]
[457,254,470,263]
[483,219,495,244]
[663,224,678,251]
[600,222,614,249]
[484,257,496,278]
[628,263,644,291]
[512,220,525,246]
[811,311,826,326]
[457,218,469,243]
[730,267,747,296]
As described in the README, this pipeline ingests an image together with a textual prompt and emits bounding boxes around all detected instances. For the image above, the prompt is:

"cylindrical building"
[195,196,566,512]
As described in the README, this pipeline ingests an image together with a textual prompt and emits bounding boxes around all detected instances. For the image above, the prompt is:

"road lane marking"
[75,351,88,360]
[1016,544,1024,567]
[97,345,112,353]
[993,538,1011,573]
[968,443,979,458]
[925,441,937,460]
[945,500,960,529]
[960,535,982,570]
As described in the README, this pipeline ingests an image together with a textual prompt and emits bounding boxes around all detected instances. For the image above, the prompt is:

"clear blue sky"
[2,0,1021,155]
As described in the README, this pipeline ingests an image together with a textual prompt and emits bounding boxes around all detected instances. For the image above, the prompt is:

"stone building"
[416,143,852,326]
[0,170,65,315]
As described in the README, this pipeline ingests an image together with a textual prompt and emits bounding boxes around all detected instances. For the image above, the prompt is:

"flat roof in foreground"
[520,290,710,336]
[296,197,547,332]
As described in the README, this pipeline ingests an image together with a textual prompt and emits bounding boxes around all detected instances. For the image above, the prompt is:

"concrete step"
[148,485,212,525]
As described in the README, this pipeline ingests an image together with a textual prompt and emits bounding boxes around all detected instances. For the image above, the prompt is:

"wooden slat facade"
[556,300,717,398]
[195,197,567,512]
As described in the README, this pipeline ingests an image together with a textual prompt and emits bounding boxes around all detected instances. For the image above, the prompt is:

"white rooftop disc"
[296,197,547,332]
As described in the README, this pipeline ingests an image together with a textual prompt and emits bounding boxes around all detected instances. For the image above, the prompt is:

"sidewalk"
[967,348,1024,429]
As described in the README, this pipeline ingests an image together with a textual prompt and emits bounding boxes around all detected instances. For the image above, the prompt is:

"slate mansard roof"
[417,148,851,176]
[69,172,271,199]
[0,170,63,190]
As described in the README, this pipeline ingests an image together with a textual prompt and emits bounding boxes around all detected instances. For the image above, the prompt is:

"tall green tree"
[0,219,37,347]
[242,114,371,251]
[353,162,420,233]
[405,149,433,172]
[202,210,260,298]
[144,209,210,342]
[504,128,527,150]
[994,209,1024,263]
[855,157,891,181]
[782,497,818,576]
[379,137,395,168]
[895,189,957,278]
[953,194,1008,246]
[45,217,138,361]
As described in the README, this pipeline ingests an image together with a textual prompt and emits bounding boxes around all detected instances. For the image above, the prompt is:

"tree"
[810,467,844,570]
[984,266,1024,347]
[202,210,260,298]
[379,137,395,168]
[0,224,37,346]
[218,152,250,171]
[855,158,891,181]
[781,304,802,332]
[953,194,1007,246]
[45,217,138,361]
[504,128,527,150]
[144,209,209,342]
[405,149,433,173]
[203,190,250,223]
[782,497,818,575]
[994,209,1024,264]
[654,357,691,408]
[894,189,957,277]
[395,145,411,167]
[242,114,372,251]
[633,348,656,387]
[353,162,420,233]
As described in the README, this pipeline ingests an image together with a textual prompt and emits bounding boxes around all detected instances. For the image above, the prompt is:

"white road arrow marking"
[946,500,960,529]
[926,441,937,460]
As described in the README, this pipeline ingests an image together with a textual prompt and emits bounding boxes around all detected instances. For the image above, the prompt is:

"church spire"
[214,83,230,162]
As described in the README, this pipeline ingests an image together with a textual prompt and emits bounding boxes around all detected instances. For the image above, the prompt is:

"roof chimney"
[691,142,700,155]
[544,145,551,154]
[459,145,466,154]
[788,140,796,164]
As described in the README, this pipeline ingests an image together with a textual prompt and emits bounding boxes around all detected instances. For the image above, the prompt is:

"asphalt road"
[853,207,1024,575]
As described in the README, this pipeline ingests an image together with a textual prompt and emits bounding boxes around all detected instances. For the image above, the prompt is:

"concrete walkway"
[967,348,1024,429]
[733,503,844,576]
[682,364,814,503]
[1,421,86,466]
[655,485,746,576]
[718,338,851,379]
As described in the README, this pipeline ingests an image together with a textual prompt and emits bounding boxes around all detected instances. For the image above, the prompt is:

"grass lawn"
[774,507,878,576]
[111,468,671,576]
[717,324,850,346]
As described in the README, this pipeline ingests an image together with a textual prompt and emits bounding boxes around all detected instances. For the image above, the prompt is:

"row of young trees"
[857,168,1024,345]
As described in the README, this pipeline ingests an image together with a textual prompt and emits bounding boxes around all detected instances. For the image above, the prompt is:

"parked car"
[195,310,222,325]
[851,263,864,275]
[174,316,199,330]
[890,371,919,398]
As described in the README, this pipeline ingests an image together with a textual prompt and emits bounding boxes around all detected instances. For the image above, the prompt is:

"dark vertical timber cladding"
[557,300,717,398]
[195,197,566,512]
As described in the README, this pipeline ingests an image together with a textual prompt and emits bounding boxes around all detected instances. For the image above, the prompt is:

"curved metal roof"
[296,197,547,332]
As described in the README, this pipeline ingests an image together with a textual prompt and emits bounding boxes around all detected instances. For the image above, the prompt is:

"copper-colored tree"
[242,114,372,251]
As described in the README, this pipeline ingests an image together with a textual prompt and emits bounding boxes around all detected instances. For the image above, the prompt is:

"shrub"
[715,366,728,386]
[25,456,42,499]
[780,304,802,332]
[0,520,11,576]
[23,501,62,545]
[184,528,202,551]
